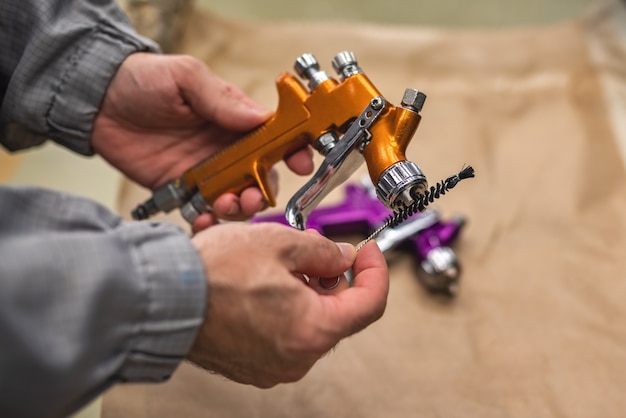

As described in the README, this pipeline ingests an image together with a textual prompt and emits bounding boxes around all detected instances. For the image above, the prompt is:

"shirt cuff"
[117,221,207,382]
[47,21,159,155]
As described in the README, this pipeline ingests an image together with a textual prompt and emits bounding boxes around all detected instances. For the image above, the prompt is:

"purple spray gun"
[252,177,465,294]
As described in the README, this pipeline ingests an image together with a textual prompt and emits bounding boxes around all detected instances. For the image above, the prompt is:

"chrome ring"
[318,276,341,290]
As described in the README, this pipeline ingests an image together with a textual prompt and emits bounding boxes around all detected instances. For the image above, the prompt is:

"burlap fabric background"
[106,1,626,416]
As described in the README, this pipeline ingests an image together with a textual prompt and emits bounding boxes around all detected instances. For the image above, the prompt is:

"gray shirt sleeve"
[0,186,207,418]
[0,0,160,155]
[0,2,208,416]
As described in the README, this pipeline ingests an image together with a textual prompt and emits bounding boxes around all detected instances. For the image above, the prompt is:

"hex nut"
[401,88,427,112]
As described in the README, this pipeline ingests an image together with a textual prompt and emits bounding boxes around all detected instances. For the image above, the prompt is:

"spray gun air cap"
[376,161,428,211]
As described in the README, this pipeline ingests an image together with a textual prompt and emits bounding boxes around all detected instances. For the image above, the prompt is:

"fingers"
[189,222,387,387]
[284,229,356,279]
[208,187,268,223]
[197,168,278,225]
[190,194,254,234]
[191,213,218,234]
[303,230,352,294]
[212,190,262,220]
[284,147,314,176]
[315,241,389,337]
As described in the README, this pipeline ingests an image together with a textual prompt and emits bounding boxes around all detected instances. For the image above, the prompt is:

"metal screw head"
[401,88,427,112]
[370,97,384,110]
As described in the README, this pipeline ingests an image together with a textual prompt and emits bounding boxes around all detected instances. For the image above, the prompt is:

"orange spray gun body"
[132,51,429,229]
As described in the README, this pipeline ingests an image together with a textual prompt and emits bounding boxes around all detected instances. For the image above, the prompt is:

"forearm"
[0,186,206,418]
[0,0,159,155]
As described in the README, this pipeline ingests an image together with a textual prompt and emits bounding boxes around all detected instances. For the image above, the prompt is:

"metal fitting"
[180,193,211,224]
[420,247,460,295]
[313,132,339,156]
[331,51,362,80]
[401,88,427,113]
[132,179,190,220]
[294,53,330,90]
[376,161,428,211]
[370,97,384,111]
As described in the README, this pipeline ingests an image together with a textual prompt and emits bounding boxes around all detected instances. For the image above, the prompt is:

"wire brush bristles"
[356,166,475,251]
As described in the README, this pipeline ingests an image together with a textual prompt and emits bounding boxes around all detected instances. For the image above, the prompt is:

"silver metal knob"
[180,193,211,224]
[376,161,428,211]
[313,132,339,156]
[420,247,460,295]
[332,51,362,80]
[294,53,330,90]
[401,88,427,113]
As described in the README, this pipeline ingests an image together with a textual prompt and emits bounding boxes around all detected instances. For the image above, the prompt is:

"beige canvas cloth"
[106,2,626,416]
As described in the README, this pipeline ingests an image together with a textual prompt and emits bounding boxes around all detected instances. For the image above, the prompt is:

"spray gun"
[131,51,431,227]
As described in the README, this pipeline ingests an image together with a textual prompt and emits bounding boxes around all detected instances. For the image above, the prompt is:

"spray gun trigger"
[251,163,277,208]
[285,97,387,230]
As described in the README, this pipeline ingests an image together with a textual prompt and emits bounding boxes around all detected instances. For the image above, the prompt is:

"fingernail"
[336,242,356,262]
[249,106,273,118]
[227,202,240,216]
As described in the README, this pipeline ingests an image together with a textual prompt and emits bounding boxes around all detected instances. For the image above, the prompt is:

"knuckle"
[178,54,203,70]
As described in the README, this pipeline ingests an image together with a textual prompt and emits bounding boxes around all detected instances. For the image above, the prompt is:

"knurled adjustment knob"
[376,161,428,211]
[294,53,330,90]
[331,51,362,80]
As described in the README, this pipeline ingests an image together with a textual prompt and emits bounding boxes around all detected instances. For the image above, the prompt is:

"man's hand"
[92,53,314,225]
[188,223,389,388]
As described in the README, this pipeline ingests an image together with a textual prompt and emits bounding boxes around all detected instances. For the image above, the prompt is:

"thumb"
[284,230,356,278]
[175,57,272,131]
